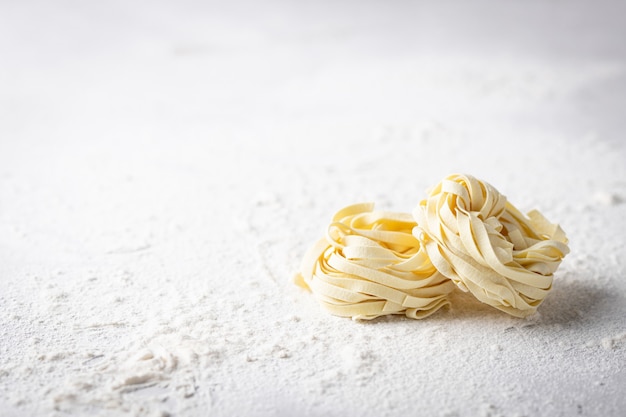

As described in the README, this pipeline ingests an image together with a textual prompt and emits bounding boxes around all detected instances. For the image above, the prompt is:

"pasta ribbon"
[295,203,455,320]
[413,174,569,317]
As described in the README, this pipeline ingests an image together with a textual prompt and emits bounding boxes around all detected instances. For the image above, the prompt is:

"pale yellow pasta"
[413,174,569,317]
[295,203,455,320]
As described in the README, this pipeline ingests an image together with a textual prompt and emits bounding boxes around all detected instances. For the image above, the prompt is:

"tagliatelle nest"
[295,203,455,320]
[413,174,570,317]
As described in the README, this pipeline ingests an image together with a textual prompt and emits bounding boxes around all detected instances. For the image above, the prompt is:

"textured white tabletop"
[1,1,625,416]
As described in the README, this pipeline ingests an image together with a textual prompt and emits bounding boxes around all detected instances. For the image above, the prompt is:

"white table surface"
[1,1,625,416]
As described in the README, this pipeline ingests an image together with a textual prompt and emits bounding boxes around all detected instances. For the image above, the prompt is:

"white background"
[1,1,625,416]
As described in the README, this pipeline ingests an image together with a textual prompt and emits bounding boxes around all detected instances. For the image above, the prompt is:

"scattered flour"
[1,1,626,417]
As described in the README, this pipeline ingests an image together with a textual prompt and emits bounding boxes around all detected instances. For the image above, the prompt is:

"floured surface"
[1,1,626,416]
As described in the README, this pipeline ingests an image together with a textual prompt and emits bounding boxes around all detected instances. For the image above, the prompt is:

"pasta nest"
[413,174,569,317]
[296,203,455,320]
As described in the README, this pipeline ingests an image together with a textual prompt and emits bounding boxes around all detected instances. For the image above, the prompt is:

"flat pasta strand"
[295,203,455,320]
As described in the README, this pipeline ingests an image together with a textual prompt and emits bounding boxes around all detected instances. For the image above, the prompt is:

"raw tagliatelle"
[295,203,455,320]
[413,174,570,317]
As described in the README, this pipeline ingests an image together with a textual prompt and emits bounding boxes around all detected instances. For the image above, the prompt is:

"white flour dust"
[1,1,626,416]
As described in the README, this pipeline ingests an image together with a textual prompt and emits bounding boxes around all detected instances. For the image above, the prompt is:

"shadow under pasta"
[537,277,617,326]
